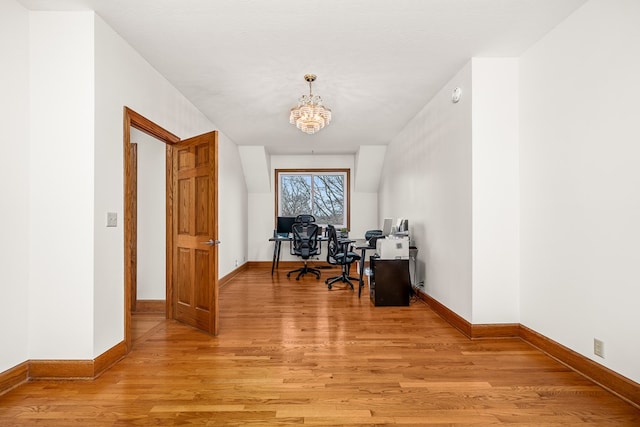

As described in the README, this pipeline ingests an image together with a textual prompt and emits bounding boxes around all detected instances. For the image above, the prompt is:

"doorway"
[130,129,167,314]
[128,129,167,348]
[123,107,219,352]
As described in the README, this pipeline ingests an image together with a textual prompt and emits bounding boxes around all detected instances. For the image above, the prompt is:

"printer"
[376,236,410,259]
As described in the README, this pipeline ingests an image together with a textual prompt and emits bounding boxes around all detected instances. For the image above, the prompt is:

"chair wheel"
[328,284,332,289]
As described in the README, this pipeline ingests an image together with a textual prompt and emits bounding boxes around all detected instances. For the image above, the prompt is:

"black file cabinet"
[369,257,411,306]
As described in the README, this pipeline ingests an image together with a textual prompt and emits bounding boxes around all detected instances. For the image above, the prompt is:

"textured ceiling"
[19,0,587,154]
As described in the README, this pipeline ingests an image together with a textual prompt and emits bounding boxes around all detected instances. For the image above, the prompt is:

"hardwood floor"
[131,312,166,347]
[1,266,639,426]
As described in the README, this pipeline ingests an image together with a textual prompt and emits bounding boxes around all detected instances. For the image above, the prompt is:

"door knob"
[199,239,221,246]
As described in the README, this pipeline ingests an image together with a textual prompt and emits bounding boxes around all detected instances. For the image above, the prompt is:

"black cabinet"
[369,257,411,306]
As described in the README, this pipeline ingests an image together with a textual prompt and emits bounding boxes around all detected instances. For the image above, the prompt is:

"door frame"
[123,107,180,352]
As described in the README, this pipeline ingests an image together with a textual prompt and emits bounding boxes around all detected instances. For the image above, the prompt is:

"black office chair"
[365,229,384,247]
[325,224,361,290]
[365,229,383,241]
[295,214,316,224]
[287,218,321,280]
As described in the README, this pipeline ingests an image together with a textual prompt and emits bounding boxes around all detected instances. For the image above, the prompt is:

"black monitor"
[276,216,296,236]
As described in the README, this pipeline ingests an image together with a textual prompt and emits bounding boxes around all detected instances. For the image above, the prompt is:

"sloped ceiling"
[19,0,587,154]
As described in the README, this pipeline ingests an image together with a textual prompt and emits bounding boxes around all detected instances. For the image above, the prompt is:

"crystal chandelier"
[289,74,332,134]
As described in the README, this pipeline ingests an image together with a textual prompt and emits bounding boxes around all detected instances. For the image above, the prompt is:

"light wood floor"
[1,266,639,426]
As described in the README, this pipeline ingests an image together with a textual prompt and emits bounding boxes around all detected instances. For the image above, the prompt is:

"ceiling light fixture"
[289,74,332,134]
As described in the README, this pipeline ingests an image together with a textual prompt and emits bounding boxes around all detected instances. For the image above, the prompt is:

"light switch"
[106,212,118,227]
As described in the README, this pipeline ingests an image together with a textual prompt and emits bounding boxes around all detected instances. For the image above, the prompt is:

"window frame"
[275,168,350,230]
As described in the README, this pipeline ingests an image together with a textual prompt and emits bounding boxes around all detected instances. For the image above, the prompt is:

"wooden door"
[171,131,219,335]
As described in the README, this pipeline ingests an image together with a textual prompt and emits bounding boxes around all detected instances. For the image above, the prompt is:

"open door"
[124,107,219,349]
[169,131,219,335]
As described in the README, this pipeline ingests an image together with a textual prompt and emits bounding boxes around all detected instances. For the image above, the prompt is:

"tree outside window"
[276,169,349,229]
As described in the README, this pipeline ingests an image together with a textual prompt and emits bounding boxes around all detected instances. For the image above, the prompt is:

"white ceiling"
[19,0,587,155]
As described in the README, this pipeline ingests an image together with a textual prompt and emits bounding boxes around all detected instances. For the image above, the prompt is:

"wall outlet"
[594,338,605,358]
[234,259,239,267]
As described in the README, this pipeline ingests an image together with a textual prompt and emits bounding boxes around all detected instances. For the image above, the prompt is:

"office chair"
[294,214,316,224]
[325,224,361,290]
[364,229,384,247]
[365,229,383,240]
[287,218,321,280]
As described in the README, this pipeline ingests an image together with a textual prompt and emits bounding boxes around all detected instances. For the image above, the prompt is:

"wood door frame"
[123,107,180,352]
[129,142,138,313]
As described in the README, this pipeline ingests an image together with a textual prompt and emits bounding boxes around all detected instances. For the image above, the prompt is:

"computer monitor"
[276,216,296,236]
[382,218,393,236]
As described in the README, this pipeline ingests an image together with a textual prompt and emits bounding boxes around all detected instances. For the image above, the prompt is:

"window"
[276,169,350,229]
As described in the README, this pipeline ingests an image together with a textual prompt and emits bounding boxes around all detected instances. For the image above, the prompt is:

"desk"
[354,241,418,298]
[354,240,375,298]
[268,235,288,275]
[269,235,327,275]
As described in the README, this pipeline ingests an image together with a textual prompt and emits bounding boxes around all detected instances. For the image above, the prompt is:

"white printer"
[376,236,410,259]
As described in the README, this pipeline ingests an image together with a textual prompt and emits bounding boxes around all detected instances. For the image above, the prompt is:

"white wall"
[29,11,96,360]
[380,63,474,320]
[218,132,248,274]
[247,154,378,263]
[93,14,247,356]
[0,0,30,372]
[471,58,520,324]
[133,129,166,300]
[380,59,520,325]
[0,5,248,369]
[380,0,640,384]
[519,0,640,382]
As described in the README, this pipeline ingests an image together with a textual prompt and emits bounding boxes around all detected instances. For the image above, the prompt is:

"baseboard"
[249,260,307,268]
[471,322,521,339]
[416,291,472,338]
[134,299,166,313]
[30,341,126,380]
[219,263,249,288]
[519,325,639,408]
[93,341,127,378]
[415,289,640,408]
[0,361,29,396]
[247,261,272,268]
[247,260,334,269]
[29,359,95,379]
[2,341,127,388]
[245,259,329,270]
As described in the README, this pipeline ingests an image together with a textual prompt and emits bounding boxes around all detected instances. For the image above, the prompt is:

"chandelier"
[289,74,332,134]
